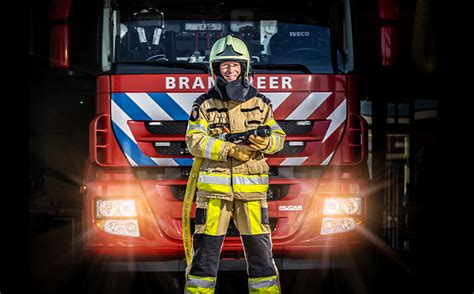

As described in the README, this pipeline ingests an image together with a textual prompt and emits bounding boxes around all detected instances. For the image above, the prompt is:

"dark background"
[2,0,470,293]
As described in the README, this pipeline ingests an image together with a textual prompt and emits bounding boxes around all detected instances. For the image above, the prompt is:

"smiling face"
[219,61,242,82]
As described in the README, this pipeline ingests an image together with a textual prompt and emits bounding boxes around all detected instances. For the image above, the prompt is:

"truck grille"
[169,185,187,200]
[170,185,289,201]
[190,218,277,236]
[145,121,312,136]
[267,184,290,200]
[154,142,304,156]
[146,121,187,135]
[153,142,306,156]
[146,121,309,156]
[278,121,313,135]
[279,142,305,155]
[154,142,189,155]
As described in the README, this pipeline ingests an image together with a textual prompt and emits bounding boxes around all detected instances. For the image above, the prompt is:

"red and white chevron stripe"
[264,91,347,166]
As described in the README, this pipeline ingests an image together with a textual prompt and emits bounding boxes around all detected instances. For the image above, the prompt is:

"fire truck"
[47,0,399,271]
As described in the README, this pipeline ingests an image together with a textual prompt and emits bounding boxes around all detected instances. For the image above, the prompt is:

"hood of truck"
[110,74,347,167]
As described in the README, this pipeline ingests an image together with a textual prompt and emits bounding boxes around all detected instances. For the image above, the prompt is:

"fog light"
[102,219,140,237]
[321,217,357,235]
[126,222,137,233]
[322,219,336,234]
[341,218,355,231]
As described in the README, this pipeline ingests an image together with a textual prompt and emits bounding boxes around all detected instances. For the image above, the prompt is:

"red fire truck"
[48,0,391,271]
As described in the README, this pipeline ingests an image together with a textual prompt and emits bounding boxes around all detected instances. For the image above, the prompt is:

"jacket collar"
[208,76,258,103]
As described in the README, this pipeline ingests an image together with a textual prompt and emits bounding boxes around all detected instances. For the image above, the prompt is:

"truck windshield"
[108,0,349,74]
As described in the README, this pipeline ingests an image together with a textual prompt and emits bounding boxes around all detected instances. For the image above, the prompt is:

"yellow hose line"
[182,157,203,266]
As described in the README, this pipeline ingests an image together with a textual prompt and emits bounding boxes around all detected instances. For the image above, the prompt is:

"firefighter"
[184,35,285,293]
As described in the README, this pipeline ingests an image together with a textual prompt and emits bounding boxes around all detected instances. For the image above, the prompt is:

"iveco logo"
[289,32,310,37]
[279,205,303,211]
[296,120,311,126]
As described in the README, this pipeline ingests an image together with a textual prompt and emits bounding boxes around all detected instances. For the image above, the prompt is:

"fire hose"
[182,125,271,266]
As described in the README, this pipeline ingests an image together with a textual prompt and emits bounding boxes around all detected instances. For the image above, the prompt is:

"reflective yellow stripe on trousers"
[248,275,280,294]
[247,200,263,235]
[185,274,217,294]
[204,198,221,236]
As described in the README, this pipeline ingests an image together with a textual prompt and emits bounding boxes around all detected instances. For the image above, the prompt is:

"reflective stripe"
[271,126,285,135]
[233,174,269,193]
[187,120,208,135]
[201,137,223,160]
[210,139,222,161]
[249,276,279,292]
[193,118,209,129]
[249,279,278,289]
[185,275,216,293]
[197,172,232,193]
[197,182,232,193]
[275,135,284,152]
[267,135,277,154]
[233,174,269,185]
[274,136,281,152]
[198,173,231,185]
[205,198,221,235]
[266,133,284,154]
[185,288,214,294]
[204,138,215,159]
[266,119,285,135]
[233,184,268,193]
[186,119,209,135]
[247,201,262,235]
[187,275,216,288]
[200,137,208,158]
[272,127,286,135]
[264,119,284,154]
[266,119,277,127]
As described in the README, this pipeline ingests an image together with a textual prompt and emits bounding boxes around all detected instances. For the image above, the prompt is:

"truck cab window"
[108,0,350,74]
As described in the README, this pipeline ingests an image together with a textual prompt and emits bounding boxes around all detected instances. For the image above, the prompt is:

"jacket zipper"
[226,101,234,196]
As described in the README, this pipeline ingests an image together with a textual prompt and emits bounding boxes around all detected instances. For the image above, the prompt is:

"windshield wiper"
[116,61,209,73]
[252,64,311,74]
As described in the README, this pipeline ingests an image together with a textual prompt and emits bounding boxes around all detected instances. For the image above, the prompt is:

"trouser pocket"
[234,199,271,235]
[194,197,232,236]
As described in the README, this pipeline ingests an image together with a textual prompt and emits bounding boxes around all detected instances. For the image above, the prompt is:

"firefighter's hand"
[228,144,255,162]
[248,135,270,151]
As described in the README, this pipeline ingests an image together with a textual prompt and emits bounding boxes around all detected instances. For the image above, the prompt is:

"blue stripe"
[112,92,193,167]
[174,158,194,166]
[112,93,152,120]
[148,93,189,120]
[112,121,157,166]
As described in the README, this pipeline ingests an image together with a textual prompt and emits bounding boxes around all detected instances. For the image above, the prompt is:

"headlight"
[96,199,137,218]
[323,197,361,215]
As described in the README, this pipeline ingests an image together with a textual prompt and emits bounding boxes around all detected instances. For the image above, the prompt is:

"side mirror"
[49,0,71,69]
[50,24,69,69]
[378,0,400,66]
